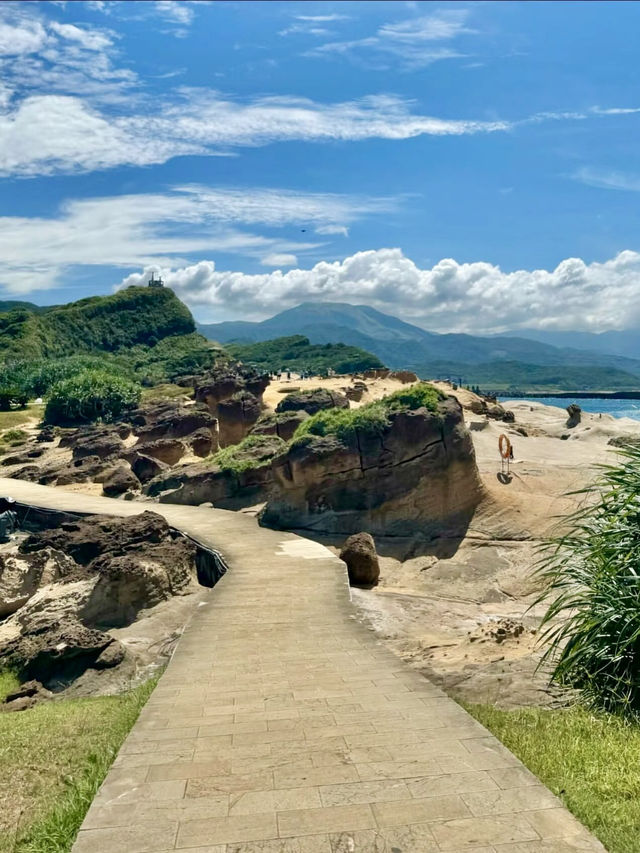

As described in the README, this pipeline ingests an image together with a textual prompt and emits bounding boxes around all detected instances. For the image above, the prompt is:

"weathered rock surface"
[216,392,262,447]
[2,680,53,712]
[131,452,169,484]
[261,397,483,540]
[275,388,349,416]
[0,548,76,617]
[389,370,418,384]
[566,403,582,427]
[189,427,215,457]
[102,465,140,497]
[133,437,186,466]
[195,367,270,414]
[133,402,218,445]
[340,533,380,586]
[147,436,285,509]
[251,411,309,442]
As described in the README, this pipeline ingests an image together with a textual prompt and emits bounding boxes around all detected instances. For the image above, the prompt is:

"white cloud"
[261,253,298,267]
[296,15,350,23]
[49,20,114,51]
[0,186,391,293]
[154,1,194,26]
[573,167,640,192]
[316,224,349,236]
[308,9,472,69]
[0,16,48,56]
[0,91,511,177]
[127,248,640,333]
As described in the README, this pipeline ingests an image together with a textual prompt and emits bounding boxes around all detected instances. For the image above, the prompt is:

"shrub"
[0,386,28,411]
[292,381,443,444]
[535,444,640,716]
[44,370,141,425]
[211,435,285,474]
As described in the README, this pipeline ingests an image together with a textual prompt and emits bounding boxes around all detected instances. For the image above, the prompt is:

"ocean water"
[500,397,640,421]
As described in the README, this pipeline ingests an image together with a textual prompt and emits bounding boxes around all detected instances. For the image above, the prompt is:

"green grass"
[467,703,640,853]
[0,678,156,852]
[293,381,444,443]
[211,434,285,473]
[0,403,43,431]
[0,669,20,702]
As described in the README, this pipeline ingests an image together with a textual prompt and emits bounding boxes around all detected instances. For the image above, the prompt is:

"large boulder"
[251,410,309,442]
[339,533,380,586]
[195,368,269,413]
[275,388,349,416]
[72,434,123,461]
[133,438,186,466]
[566,403,582,428]
[389,370,418,384]
[134,402,218,444]
[131,452,169,484]
[261,397,483,540]
[102,465,140,497]
[189,427,215,458]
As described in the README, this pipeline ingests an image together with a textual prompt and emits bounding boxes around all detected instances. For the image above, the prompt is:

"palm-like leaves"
[535,445,640,716]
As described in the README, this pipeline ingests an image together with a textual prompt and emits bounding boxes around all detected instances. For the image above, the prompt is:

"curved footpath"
[1,478,603,853]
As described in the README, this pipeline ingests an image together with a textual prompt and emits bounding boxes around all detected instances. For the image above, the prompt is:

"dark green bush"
[0,386,28,411]
[44,370,141,425]
[535,444,640,716]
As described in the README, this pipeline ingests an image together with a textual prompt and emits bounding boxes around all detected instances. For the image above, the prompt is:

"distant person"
[509,445,514,460]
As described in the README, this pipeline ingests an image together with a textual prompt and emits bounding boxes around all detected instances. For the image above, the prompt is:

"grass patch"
[211,434,286,473]
[0,678,157,853]
[140,382,188,402]
[293,381,444,443]
[0,403,43,431]
[466,703,640,853]
[0,669,20,702]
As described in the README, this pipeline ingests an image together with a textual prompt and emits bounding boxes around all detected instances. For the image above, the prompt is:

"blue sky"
[2,0,640,332]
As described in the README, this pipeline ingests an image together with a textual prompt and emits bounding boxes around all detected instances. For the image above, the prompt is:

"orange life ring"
[498,433,511,460]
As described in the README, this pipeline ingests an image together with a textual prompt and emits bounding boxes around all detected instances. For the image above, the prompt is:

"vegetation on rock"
[293,381,443,443]
[211,434,286,474]
[227,334,383,375]
[535,443,640,716]
[44,370,142,425]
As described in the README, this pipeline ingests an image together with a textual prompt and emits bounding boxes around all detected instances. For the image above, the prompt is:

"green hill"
[228,335,383,375]
[0,287,195,361]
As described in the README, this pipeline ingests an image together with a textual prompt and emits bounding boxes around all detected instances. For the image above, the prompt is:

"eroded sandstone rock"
[102,465,140,497]
[340,533,380,587]
[261,397,483,540]
[251,411,309,442]
[275,388,349,416]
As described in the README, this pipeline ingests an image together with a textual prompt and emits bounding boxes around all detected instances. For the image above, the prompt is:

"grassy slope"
[0,288,195,361]
[0,678,156,853]
[467,704,640,853]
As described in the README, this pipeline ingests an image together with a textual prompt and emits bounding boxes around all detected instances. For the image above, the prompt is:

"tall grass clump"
[535,444,640,716]
[293,382,443,444]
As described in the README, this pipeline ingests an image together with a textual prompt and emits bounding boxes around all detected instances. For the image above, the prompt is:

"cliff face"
[260,396,483,540]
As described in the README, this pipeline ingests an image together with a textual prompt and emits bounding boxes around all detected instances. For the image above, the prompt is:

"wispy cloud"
[573,167,640,192]
[307,9,473,70]
[0,186,395,293]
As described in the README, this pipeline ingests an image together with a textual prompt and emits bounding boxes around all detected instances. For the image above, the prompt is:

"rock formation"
[339,533,380,586]
[261,397,483,541]
[251,410,309,442]
[216,391,262,446]
[275,388,349,416]
[195,367,269,447]
[566,403,582,427]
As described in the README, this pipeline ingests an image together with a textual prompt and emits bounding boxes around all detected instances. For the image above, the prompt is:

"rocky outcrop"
[133,401,218,446]
[251,411,309,442]
[0,512,200,693]
[132,437,186,466]
[147,436,285,509]
[275,388,349,416]
[389,370,418,384]
[101,465,140,497]
[339,533,380,586]
[566,403,582,428]
[261,397,483,540]
[216,392,262,447]
[131,452,169,484]
[195,368,269,413]
[2,680,53,712]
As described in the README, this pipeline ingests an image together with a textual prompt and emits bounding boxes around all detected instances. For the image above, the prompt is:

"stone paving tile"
[3,482,600,853]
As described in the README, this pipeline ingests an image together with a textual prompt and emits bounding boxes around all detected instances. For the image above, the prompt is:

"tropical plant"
[44,370,141,425]
[535,444,640,716]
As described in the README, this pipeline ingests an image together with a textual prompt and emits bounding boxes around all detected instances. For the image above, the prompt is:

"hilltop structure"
[148,271,164,288]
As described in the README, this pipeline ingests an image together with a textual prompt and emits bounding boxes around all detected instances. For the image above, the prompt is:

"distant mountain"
[497,328,640,361]
[0,300,49,314]
[197,302,640,390]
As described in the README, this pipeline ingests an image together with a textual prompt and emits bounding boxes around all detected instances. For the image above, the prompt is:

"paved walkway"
[1,479,604,853]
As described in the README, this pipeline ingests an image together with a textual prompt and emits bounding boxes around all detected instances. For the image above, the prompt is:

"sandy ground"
[349,388,640,708]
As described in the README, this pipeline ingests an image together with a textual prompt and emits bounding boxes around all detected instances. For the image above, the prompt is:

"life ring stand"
[498,433,511,460]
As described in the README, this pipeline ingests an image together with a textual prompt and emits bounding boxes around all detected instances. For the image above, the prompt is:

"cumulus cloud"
[119,248,640,333]
[0,185,391,293]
